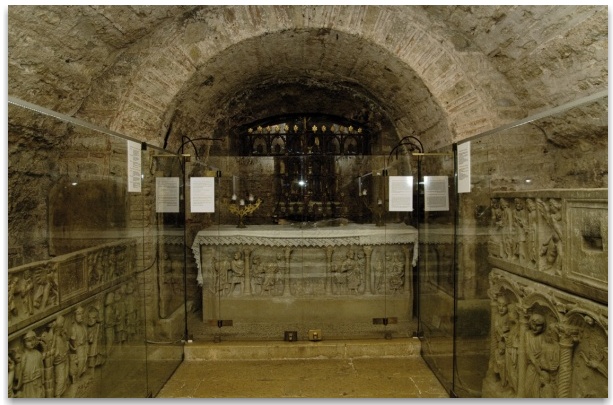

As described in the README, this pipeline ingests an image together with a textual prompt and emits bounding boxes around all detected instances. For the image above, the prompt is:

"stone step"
[184,338,421,361]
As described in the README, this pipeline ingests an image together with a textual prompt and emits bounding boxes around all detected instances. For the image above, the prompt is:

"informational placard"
[457,141,471,193]
[190,177,215,213]
[424,176,449,211]
[127,140,141,192]
[156,177,180,213]
[388,176,413,211]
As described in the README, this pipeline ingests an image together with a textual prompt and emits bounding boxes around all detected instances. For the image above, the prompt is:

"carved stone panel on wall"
[488,189,607,304]
[482,268,608,398]
[9,239,138,335]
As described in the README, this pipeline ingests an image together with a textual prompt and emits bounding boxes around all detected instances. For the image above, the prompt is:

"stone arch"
[77,5,522,149]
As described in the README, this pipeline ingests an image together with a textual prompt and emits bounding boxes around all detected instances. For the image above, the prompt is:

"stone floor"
[155,338,449,398]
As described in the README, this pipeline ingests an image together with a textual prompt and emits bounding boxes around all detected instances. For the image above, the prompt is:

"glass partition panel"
[186,148,420,342]
[140,146,186,397]
[454,94,608,398]
[8,99,148,397]
[417,146,457,395]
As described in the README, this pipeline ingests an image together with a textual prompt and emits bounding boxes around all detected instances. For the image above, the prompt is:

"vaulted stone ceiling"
[8,5,607,152]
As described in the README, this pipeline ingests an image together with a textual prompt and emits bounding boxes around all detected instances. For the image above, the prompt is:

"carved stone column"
[362,245,373,295]
[325,246,334,294]
[556,323,578,398]
[243,248,251,296]
[283,247,292,296]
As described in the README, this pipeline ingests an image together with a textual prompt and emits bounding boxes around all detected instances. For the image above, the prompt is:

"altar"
[192,223,418,340]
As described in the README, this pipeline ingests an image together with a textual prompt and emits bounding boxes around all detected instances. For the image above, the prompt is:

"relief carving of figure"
[373,254,389,294]
[47,315,69,397]
[526,199,538,265]
[490,198,504,258]
[8,347,23,398]
[500,198,514,259]
[537,198,563,274]
[69,306,88,383]
[262,256,282,295]
[209,256,227,295]
[9,273,18,318]
[227,251,244,296]
[87,307,105,368]
[525,314,559,398]
[104,292,116,357]
[16,330,45,398]
[251,256,265,295]
[343,249,362,295]
[21,269,34,315]
[33,263,58,311]
[513,199,527,263]
[114,287,127,344]
[388,252,404,293]
[491,296,518,393]
[8,352,16,398]
[88,251,103,286]
[40,320,56,397]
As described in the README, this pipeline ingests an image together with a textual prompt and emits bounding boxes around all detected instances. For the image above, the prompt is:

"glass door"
[416,145,457,395]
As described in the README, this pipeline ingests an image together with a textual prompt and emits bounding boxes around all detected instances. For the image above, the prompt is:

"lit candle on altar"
[240,199,245,206]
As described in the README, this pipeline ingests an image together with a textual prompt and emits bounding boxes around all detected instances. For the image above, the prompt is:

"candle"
[377,199,382,205]
[358,177,362,195]
[231,194,237,201]
[363,189,367,196]
[240,199,245,206]
[249,194,254,202]
[232,175,236,195]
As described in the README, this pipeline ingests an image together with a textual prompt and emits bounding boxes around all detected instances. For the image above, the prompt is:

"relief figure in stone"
[525,314,559,398]
[251,256,265,295]
[492,295,518,393]
[41,320,56,397]
[513,199,527,263]
[21,269,34,315]
[8,347,23,397]
[388,252,404,293]
[490,198,504,258]
[88,251,103,286]
[344,249,362,295]
[9,273,18,318]
[500,198,514,259]
[526,199,538,265]
[16,330,45,398]
[537,198,563,274]
[69,306,88,383]
[8,352,15,398]
[87,307,105,368]
[33,263,58,311]
[114,287,127,344]
[209,256,228,295]
[227,251,244,296]
[262,256,281,295]
[48,315,69,397]
[104,292,115,357]
[373,255,388,294]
